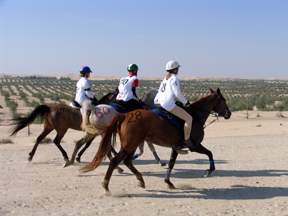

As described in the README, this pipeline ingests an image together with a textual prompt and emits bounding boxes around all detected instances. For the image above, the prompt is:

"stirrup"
[173,142,189,155]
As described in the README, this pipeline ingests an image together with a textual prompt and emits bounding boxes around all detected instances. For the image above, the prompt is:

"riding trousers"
[169,106,193,140]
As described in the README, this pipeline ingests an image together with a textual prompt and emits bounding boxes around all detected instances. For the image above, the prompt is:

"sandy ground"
[0,110,288,216]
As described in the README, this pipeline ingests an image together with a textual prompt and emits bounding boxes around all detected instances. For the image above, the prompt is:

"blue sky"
[0,0,287,79]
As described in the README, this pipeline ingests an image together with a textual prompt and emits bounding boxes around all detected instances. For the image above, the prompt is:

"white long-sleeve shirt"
[116,75,141,101]
[154,74,188,111]
[74,77,94,106]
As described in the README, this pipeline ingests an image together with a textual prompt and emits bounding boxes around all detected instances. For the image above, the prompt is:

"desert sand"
[0,108,288,216]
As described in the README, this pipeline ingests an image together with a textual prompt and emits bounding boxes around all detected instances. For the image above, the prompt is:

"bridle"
[213,92,229,118]
[189,91,229,128]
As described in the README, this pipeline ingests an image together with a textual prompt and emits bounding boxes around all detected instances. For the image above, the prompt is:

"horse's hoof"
[62,161,70,168]
[76,158,81,163]
[104,190,112,196]
[204,169,212,177]
[160,162,166,167]
[138,182,145,188]
[167,184,176,189]
[27,158,32,162]
[164,179,175,189]
[117,167,124,174]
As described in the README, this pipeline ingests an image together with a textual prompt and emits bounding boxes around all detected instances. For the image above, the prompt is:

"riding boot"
[183,138,198,151]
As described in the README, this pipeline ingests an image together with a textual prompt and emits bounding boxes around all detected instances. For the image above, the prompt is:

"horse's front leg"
[164,149,179,189]
[132,141,144,160]
[147,142,166,166]
[190,143,215,177]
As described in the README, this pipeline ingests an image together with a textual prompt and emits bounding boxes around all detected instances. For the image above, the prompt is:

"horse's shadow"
[131,185,288,200]
[78,160,288,200]
[142,168,288,179]
[132,158,227,166]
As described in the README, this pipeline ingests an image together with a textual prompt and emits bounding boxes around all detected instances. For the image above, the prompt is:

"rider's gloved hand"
[185,101,191,106]
[91,96,99,106]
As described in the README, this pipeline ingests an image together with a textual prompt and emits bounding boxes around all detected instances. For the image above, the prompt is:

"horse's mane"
[98,92,112,103]
[186,93,213,113]
[191,94,211,106]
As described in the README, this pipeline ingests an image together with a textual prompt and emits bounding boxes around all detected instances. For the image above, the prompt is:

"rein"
[112,90,119,97]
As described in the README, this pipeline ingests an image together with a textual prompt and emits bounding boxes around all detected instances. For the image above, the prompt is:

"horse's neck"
[99,94,115,104]
[143,89,158,110]
[189,95,217,125]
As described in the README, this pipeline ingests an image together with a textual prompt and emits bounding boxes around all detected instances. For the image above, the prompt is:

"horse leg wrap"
[165,168,172,181]
[209,160,215,168]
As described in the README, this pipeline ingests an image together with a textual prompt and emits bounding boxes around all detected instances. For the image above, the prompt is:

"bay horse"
[9,89,118,162]
[63,89,166,168]
[80,88,231,195]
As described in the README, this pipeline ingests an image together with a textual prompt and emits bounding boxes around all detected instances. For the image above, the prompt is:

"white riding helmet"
[166,60,181,71]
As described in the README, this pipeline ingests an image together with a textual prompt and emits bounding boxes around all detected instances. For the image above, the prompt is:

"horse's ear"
[210,88,214,94]
[217,88,221,95]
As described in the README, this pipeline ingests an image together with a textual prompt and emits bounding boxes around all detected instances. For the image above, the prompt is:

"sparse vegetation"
[0,76,288,116]
[0,138,13,144]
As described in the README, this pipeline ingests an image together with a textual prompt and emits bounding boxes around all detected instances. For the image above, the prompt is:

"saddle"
[109,103,128,114]
[70,100,99,110]
[112,100,137,113]
[153,102,196,154]
[72,100,81,108]
[153,102,185,137]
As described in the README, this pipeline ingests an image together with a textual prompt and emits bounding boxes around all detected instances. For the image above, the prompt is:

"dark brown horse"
[80,88,231,195]
[9,89,118,162]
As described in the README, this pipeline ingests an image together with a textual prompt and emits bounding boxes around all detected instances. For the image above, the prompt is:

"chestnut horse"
[9,89,118,162]
[63,89,166,168]
[81,88,231,194]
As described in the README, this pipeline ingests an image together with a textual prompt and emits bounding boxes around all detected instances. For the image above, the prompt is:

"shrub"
[0,138,13,144]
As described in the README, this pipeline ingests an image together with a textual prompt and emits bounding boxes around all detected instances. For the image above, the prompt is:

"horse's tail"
[81,100,98,134]
[80,113,126,173]
[9,105,50,136]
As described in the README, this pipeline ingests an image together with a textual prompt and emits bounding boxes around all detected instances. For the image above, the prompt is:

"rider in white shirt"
[70,66,98,109]
[154,60,197,152]
[115,64,143,111]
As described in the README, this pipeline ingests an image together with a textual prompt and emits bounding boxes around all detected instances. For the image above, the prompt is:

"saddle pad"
[152,109,182,130]
[109,104,128,114]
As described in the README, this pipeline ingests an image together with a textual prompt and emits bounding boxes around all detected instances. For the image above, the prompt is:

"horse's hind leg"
[165,149,179,189]
[106,149,124,174]
[28,126,53,162]
[123,150,145,188]
[191,143,215,177]
[102,148,129,195]
[63,132,96,167]
[53,130,69,162]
